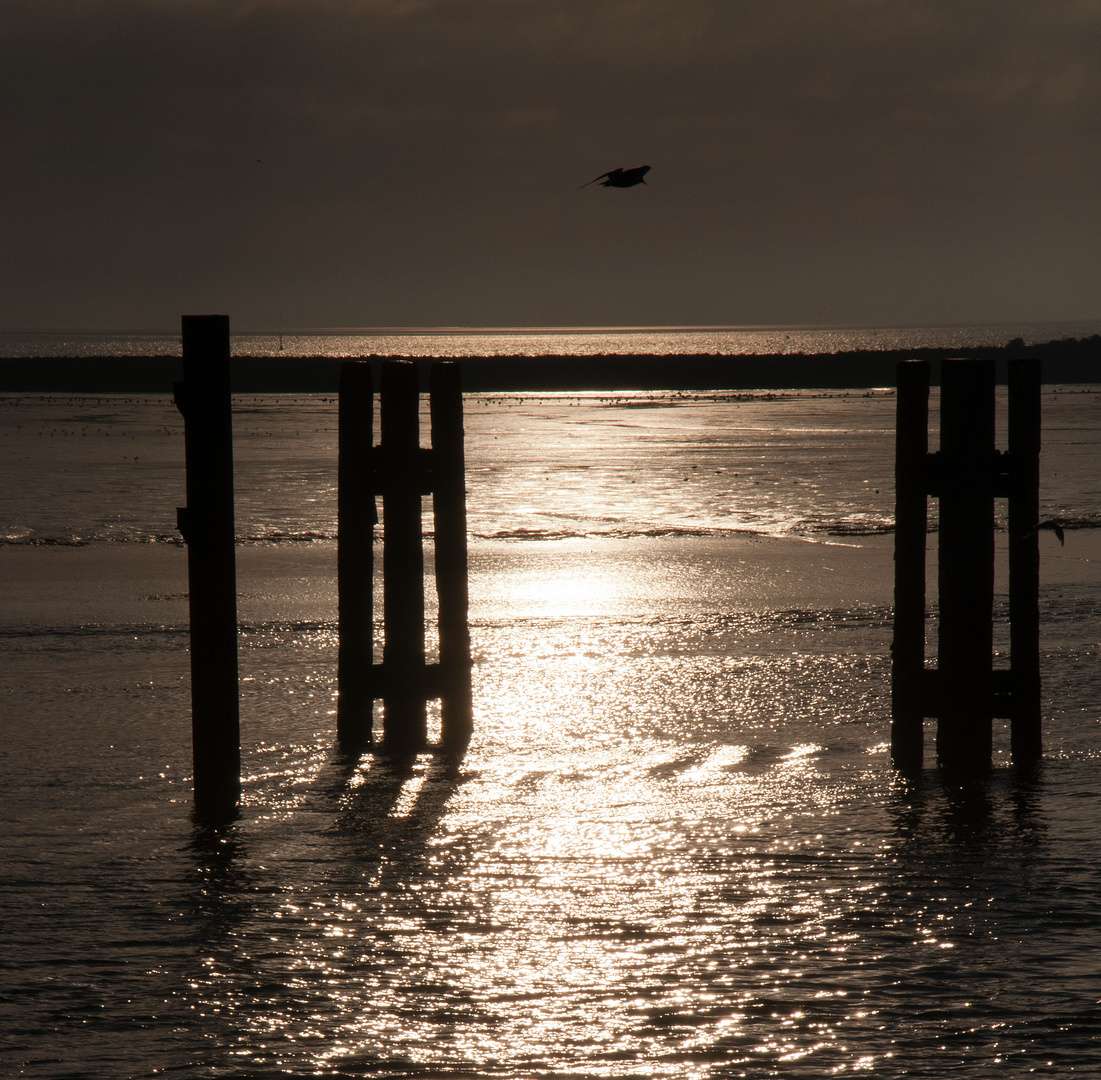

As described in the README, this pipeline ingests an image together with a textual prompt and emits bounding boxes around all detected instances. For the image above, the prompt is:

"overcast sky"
[3,0,1100,330]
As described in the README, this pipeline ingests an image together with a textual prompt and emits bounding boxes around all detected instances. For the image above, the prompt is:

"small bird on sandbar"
[578,165,651,189]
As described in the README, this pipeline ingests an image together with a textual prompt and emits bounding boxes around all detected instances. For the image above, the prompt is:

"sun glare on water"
[513,566,624,617]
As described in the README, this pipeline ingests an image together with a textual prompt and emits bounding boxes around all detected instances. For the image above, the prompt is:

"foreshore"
[6,529,1096,638]
[1,335,1098,392]
[0,533,900,636]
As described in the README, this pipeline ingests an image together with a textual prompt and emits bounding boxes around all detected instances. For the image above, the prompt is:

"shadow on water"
[889,761,1048,846]
[188,820,247,866]
[183,733,471,878]
[324,744,469,844]
[175,743,478,1076]
[184,822,256,928]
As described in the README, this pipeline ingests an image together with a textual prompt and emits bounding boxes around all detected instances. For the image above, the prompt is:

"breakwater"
[1,335,1099,392]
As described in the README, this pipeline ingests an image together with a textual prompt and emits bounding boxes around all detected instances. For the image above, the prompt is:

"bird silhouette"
[579,165,651,189]
[1025,519,1066,545]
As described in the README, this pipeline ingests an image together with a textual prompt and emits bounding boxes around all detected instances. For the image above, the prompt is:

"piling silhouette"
[175,315,241,823]
[337,360,473,754]
[179,328,473,821]
[891,357,1042,773]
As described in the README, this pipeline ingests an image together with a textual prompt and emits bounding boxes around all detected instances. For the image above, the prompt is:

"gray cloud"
[3,0,1100,328]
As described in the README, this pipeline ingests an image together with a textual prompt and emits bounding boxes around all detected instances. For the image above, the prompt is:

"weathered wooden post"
[936,358,996,771]
[891,360,929,772]
[1008,358,1042,763]
[176,314,240,821]
[337,361,376,749]
[431,361,474,748]
[380,361,429,749]
[891,357,1043,772]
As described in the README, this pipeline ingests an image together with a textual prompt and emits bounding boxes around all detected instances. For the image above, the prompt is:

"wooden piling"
[891,360,930,770]
[1008,358,1042,764]
[935,359,996,771]
[892,356,1045,772]
[431,362,474,748]
[176,315,240,821]
[380,361,428,749]
[337,361,376,749]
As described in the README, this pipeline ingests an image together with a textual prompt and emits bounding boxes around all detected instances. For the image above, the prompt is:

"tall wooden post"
[176,315,240,821]
[380,361,428,749]
[431,362,474,748]
[891,360,929,771]
[337,361,376,749]
[1008,358,1042,764]
[936,359,995,771]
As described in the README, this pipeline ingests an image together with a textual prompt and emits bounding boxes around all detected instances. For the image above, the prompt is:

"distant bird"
[578,165,651,189]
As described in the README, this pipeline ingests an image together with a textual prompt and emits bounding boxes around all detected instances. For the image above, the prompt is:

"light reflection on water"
[162,586,1095,1078]
[4,320,1099,359]
[2,389,1099,1078]
[7,605,1097,1078]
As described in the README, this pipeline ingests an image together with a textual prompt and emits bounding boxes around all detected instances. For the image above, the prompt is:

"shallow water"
[4,386,1098,547]
[2,318,1101,360]
[2,387,1099,1078]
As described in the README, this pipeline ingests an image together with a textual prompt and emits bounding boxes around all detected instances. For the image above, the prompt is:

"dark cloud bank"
[3,1,1100,329]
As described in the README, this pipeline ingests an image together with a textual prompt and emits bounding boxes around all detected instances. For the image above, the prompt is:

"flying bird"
[578,165,651,189]
[1031,519,1066,545]
[1021,518,1066,544]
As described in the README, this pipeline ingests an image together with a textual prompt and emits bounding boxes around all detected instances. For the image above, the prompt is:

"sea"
[2,325,1100,1078]
[2,319,1101,360]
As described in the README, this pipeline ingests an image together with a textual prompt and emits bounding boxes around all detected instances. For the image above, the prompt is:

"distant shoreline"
[1,335,1098,392]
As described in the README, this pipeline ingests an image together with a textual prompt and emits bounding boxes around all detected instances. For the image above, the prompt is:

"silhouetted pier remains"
[337,359,473,753]
[171,316,1050,816]
[177,318,472,822]
[892,357,1042,773]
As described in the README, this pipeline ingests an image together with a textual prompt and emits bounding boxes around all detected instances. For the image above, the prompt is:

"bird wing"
[578,168,620,189]
[1030,519,1067,545]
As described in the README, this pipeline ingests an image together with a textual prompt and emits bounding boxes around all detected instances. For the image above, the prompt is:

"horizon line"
[3,318,1101,337]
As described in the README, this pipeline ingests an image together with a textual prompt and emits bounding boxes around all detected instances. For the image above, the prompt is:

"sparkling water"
[2,333,1099,1078]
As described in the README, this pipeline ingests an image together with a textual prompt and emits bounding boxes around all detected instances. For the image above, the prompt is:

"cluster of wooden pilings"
[891,357,1042,773]
[173,314,1045,820]
[336,358,473,754]
[176,315,472,823]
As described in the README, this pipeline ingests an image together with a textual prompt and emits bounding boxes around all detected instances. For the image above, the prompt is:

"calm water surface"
[1,378,1099,1078]
[3,319,1101,359]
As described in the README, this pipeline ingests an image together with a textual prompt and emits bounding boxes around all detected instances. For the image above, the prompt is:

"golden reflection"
[496,563,625,617]
[219,497,907,1075]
